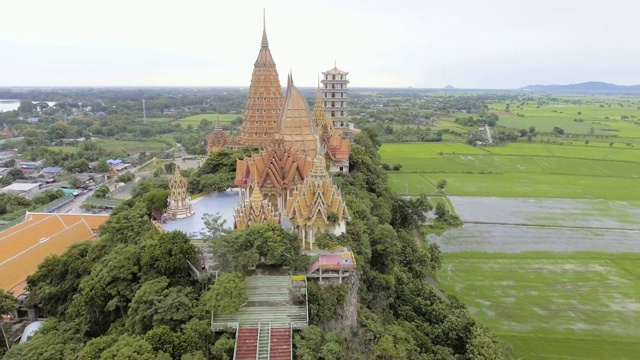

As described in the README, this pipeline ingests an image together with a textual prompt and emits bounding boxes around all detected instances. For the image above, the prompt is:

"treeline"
[0,189,65,218]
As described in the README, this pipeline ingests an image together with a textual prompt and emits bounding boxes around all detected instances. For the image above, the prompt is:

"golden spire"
[261,8,269,48]
[250,181,263,206]
[310,142,328,179]
[312,87,329,131]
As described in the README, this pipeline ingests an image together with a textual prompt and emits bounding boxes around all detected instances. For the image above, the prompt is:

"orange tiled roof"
[24,212,109,231]
[235,143,313,194]
[234,185,280,229]
[0,213,106,295]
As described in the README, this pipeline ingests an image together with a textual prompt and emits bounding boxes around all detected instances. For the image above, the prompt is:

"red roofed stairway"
[269,325,292,360]
[234,326,258,360]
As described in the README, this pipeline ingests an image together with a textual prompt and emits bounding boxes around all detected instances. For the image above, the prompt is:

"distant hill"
[443,85,456,90]
[520,81,640,93]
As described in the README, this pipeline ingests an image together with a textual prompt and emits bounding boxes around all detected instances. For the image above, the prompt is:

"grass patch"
[94,139,172,154]
[438,252,640,360]
[172,114,239,127]
[382,142,640,199]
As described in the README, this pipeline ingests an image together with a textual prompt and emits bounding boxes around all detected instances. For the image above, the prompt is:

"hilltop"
[520,81,640,93]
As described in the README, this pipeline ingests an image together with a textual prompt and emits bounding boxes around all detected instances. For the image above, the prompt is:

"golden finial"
[310,149,328,179]
[250,181,263,206]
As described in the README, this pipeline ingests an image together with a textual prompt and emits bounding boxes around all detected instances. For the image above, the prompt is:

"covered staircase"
[211,276,307,360]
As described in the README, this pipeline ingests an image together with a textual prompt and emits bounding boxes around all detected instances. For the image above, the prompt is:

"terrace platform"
[211,275,307,360]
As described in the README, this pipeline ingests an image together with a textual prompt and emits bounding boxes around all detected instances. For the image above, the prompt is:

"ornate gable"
[287,151,350,228]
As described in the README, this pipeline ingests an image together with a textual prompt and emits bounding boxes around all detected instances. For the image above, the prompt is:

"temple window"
[332,75,336,80]
[341,111,344,116]
[256,109,259,113]
[331,111,335,117]
[332,84,335,89]
[331,93,335,98]
[331,101,335,107]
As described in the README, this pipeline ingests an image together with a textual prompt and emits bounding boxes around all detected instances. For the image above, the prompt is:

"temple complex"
[286,148,350,250]
[166,167,194,220]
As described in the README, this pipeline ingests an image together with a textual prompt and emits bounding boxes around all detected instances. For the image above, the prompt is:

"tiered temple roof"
[312,91,350,165]
[286,150,350,229]
[207,120,234,154]
[278,73,319,159]
[237,14,284,147]
[234,183,280,229]
[235,142,313,196]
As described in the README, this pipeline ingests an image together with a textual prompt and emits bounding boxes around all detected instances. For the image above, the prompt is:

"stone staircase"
[211,276,306,360]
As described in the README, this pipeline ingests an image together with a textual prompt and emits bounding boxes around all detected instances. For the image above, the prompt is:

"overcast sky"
[1,0,639,88]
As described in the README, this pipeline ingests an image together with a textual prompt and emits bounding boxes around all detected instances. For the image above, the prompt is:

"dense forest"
[1,129,508,359]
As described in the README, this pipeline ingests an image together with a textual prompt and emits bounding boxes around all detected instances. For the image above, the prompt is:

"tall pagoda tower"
[237,12,285,147]
[320,66,350,130]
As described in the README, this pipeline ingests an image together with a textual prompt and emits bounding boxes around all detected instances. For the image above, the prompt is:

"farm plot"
[172,113,239,127]
[390,172,640,200]
[448,196,640,230]
[428,223,640,252]
[438,253,640,359]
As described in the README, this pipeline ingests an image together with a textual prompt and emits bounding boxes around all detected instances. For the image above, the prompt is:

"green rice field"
[381,142,640,199]
[438,252,640,360]
[172,113,239,126]
[94,139,173,153]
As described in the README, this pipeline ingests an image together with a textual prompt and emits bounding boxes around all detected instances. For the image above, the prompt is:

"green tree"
[0,289,16,351]
[141,230,197,286]
[126,277,195,334]
[164,162,176,174]
[203,272,247,315]
[209,223,299,270]
[99,335,171,360]
[437,179,448,193]
[93,185,110,198]
[26,242,94,317]
[141,189,171,215]
[435,202,447,219]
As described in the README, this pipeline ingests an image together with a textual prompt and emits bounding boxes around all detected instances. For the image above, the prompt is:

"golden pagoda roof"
[237,12,284,146]
[278,73,319,158]
[312,90,332,132]
[234,184,280,229]
[207,120,232,154]
[286,151,350,227]
[169,167,187,190]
